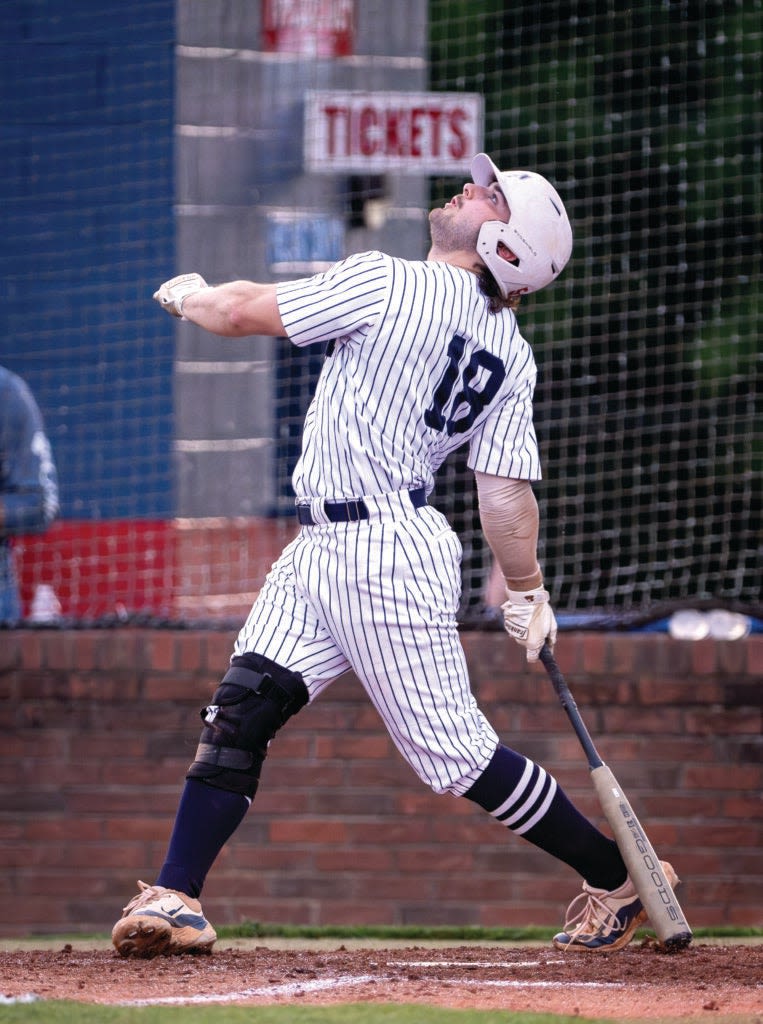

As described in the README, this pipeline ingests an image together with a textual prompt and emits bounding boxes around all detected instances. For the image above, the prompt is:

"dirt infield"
[0,940,761,1018]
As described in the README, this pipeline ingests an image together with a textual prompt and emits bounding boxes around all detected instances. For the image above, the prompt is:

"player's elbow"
[224,284,285,337]
[220,309,250,336]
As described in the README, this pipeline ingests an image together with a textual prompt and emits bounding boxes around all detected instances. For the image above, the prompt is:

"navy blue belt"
[296,487,427,525]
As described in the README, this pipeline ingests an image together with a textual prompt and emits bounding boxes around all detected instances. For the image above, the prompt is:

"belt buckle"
[296,503,313,525]
[343,498,362,522]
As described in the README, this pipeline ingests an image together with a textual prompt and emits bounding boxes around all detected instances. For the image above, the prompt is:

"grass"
[0,1004,611,1024]
[214,921,763,942]
[11,922,760,947]
[218,921,557,941]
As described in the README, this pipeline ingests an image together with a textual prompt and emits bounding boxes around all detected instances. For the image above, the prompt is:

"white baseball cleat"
[112,880,217,958]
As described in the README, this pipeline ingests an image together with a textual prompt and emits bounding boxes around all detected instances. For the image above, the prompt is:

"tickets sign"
[305,91,483,173]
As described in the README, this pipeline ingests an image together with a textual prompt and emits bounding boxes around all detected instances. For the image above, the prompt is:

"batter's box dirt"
[0,942,761,1018]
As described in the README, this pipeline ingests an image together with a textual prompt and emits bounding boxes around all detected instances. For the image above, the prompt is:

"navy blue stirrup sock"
[156,779,249,898]
[464,744,627,891]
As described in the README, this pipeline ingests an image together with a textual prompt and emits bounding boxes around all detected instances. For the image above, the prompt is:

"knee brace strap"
[186,653,308,798]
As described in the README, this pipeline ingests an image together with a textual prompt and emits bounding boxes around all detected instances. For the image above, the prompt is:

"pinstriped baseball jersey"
[276,249,541,500]
[234,249,542,794]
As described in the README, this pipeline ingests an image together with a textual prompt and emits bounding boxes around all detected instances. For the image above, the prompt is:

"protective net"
[1,1,759,626]
[0,2,176,623]
[429,1,761,622]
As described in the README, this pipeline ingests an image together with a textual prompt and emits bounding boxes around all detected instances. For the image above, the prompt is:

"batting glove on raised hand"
[153,273,208,318]
[502,586,558,662]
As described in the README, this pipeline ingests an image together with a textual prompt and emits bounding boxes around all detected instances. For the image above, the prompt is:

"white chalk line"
[119,965,622,1007]
[388,959,566,968]
[120,974,381,1006]
[447,979,622,990]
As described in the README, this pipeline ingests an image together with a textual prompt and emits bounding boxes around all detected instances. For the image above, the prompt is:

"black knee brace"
[186,653,309,799]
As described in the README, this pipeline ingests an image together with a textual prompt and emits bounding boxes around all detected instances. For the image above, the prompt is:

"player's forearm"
[475,472,543,590]
[181,281,285,338]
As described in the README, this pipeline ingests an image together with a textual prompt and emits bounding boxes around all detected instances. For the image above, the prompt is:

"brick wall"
[0,629,760,937]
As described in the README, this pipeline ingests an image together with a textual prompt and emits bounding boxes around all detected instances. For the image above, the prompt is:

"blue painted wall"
[0,0,175,519]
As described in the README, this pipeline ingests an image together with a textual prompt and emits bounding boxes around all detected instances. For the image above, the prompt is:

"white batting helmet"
[472,153,572,296]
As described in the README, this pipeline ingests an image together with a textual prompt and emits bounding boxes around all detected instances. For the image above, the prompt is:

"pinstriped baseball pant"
[233,504,500,795]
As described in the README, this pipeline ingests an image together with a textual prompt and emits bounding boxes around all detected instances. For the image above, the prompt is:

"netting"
[0,1,176,621]
[1,1,759,626]
[430,0,762,621]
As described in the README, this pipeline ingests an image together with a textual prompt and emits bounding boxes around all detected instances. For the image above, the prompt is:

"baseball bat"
[539,643,692,950]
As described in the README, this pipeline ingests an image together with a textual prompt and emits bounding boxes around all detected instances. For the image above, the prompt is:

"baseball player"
[0,365,59,622]
[112,153,676,957]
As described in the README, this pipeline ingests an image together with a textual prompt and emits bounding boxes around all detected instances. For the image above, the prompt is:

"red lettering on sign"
[385,109,402,156]
[263,0,355,57]
[448,107,468,159]
[359,106,379,156]
[409,108,425,157]
[427,108,443,157]
[323,105,346,156]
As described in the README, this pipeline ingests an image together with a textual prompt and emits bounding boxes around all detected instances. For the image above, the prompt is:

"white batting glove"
[153,273,208,318]
[502,586,558,662]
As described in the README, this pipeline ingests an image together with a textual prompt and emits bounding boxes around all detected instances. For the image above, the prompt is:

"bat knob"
[661,931,693,952]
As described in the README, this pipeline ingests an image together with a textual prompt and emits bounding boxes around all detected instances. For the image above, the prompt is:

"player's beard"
[428,207,481,255]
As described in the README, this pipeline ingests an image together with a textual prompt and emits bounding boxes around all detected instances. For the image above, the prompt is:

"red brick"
[0,633,19,672]
[202,631,235,671]
[683,764,762,790]
[315,902,397,926]
[93,630,140,672]
[582,632,608,674]
[602,706,684,734]
[19,670,71,700]
[724,905,763,927]
[254,790,310,815]
[397,849,474,874]
[315,847,393,873]
[314,734,392,759]
[176,633,203,671]
[747,636,763,675]
[721,794,763,818]
[1,627,761,936]
[269,732,312,758]
[142,632,176,671]
[514,706,577,732]
[18,631,44,668]
[269,819,349,844]
[143,673,212,702]
[684,707,760,735]
[267,762,345,790]
[71,632,99,672]
[25,820,104,842]
[690,638,717,674]
[556,633,586,673]
[636,675,723,705]
[341,819,427,845]
[40,631,73,669]
[97,816,167,841]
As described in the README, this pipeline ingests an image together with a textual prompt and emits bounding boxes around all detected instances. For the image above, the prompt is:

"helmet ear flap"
[476,221,528,298]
